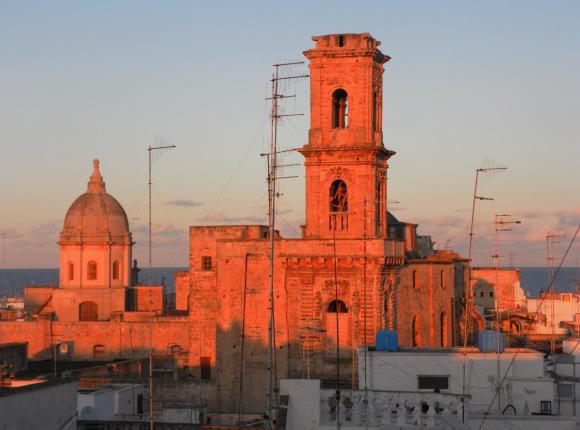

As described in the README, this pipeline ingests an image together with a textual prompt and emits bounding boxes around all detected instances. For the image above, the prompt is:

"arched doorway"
[325,300,350,357]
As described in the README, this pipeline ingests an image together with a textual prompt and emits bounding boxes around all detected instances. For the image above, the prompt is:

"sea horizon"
[1,266,578,299]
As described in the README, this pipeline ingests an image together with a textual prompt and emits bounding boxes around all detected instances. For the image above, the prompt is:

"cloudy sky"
[0,1,578,268]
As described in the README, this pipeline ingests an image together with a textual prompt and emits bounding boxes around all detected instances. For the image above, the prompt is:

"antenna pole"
[0,230,5,290]
[546,233,565,356]
[146,142,176,429]
[264,61,306,430]
[462,166,506,423]
[266,65,278,430]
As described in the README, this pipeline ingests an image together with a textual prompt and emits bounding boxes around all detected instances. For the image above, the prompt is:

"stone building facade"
[174,33,469,412]
[0,32,470,415]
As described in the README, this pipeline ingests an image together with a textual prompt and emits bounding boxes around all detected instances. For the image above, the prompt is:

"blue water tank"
[477,330,504,353]
[375,330,398,351]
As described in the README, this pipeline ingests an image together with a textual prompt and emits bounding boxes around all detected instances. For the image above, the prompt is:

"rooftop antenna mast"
[146,138,176,430]
[263,61,307,430]
[461,161,506,424]
[0,230,5,291]
[492,214,521,413]
[546,232,565,356]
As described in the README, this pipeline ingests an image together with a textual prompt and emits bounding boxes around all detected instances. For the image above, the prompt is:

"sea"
[0,268,186,297]
[0,267,578,299]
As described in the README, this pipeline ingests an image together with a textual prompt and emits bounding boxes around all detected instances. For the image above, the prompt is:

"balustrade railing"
[320,389,466,428]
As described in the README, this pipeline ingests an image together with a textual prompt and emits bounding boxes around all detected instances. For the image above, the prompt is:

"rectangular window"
[68,263,74,281]
[202,256,212,271]
[112,261,119,280]
[87,261,97,280]
[540,401,552,414]
[490,291,494,298]
[418,375,449,390]
[480,292,484,298]
[200,356,211,380]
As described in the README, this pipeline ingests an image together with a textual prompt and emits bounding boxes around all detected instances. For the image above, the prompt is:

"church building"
[174,33,469,412]
[0,32,470,415]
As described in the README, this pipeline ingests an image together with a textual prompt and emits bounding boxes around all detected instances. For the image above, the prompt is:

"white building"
[0,378,77,430]
[77,383,145,421]
[527,293,580,337]
[280,346,580,430]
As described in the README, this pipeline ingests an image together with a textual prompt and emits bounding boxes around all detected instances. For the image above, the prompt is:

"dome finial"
[87,158,106,193]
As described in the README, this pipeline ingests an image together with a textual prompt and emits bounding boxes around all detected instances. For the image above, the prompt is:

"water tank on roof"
[477,330,504,353]
[375,330,398,351]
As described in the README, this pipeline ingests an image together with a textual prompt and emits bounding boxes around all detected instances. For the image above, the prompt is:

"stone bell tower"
[299,33,395,240]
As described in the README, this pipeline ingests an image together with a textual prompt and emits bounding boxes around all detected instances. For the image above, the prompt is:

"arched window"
[412,316,421,347]
[68,262,74,281]
[79,301,98,321]
[327,300,348,313]
[332,89,348,128]
[87,261,97,280]
[169,344,183,354]
[329,180,348,212]
[412,270,418,289]
[93,344,105,359]
[440,312,449,347]
[112,260,120,280]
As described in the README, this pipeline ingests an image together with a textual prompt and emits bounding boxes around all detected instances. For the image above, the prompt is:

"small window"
[440,270,445,288]
[200,356,211,380]
[202,256,212,271]
[418,375,449,390]
[327,300,348,313]
[540,401,552,415]
[332,89,348,129]
[68,262,74,281]
[490,291,494,298]
[137,394,144,414]
[480,292,484,298]
[169,344,183,354]
[412,270,419,289]
[93,344,105,359]
[87,261,97,280]
[412,316,421,347]
[338,35,345,47]
[112,260,120,280]
[372,90,377,131]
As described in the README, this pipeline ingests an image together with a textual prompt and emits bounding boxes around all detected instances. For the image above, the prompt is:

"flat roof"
[366,346,542,355]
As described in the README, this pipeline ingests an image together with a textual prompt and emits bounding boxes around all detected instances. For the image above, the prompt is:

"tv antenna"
[462,161,507,423]
[146,136,176,430]
[0,230,6,290]
[546,232,565,356]
[262,61,307,430]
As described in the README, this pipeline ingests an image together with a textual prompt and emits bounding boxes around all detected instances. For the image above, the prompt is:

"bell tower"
[299,33,395,239]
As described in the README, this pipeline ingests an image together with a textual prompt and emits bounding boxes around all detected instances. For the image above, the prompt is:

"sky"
[0,1,578,269]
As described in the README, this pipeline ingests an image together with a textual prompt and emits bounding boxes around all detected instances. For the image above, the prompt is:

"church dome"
[60,160,130,243]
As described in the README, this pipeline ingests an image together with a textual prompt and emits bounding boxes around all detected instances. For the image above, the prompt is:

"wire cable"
[477,225,579,429]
